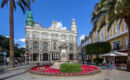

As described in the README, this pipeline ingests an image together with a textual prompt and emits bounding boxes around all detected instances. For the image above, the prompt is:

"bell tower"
[26,11,34,28]
[71,18,77,33]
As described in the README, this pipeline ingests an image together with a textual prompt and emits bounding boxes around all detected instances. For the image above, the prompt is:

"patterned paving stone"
[0,65,130,80]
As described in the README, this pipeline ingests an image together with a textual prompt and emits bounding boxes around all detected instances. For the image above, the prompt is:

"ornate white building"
[25,11,78,63]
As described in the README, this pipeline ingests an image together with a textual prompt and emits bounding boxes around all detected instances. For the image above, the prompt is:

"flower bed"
[28,65,101,76]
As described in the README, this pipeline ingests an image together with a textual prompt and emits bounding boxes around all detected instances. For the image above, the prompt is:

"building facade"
[80,20,128,63]
[81,20,128,52]
[25,11,78,63]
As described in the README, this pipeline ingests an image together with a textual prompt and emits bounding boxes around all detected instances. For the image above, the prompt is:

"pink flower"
[63,73,66,76]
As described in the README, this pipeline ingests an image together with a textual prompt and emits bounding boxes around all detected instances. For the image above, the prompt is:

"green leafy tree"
[1,0,34,68]
[14,44,25,58]
[85,42,111,55]
[0,35,25,58]
[0,35,9,52]
[91,0,130,71]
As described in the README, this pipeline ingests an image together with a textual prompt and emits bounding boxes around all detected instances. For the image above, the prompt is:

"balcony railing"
[112,45,128,51]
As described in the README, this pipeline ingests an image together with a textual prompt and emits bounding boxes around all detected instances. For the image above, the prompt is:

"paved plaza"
[0,65,130,80]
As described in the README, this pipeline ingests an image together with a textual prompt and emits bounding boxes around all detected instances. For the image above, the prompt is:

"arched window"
[42,33,48,39]
[26,32,31,39]
[42,42,48,50]
[69,35,73,41]
[51,34,58,40]
[33,41,39,50]
[69,43,73,51]
[61,34,66,41]
[32,32,39,39]
[69,53,73,60]
[51,34,55,40]
[55,34,58,40]
[52,53,60,60]
[53,42,56,49]
[26,41,29,50]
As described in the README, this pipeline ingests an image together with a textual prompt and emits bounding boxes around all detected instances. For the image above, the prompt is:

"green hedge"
[85,42,111,55]
[93,58,103,65]
[60,63,82,73]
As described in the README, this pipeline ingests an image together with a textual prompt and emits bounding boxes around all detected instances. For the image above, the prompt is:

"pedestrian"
[14,59,18,66]
[6,57,9,65]
[102,59,106,69]
[109,60,114,70]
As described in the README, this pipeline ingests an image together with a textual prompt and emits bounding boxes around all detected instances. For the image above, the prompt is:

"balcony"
[113,45,128,51]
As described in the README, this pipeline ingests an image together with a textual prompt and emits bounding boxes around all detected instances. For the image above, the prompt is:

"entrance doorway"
[43,53,48,61]
[33,53,39,61]
[69,53,73,60]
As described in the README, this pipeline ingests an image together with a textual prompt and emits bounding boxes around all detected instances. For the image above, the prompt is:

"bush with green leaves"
[93,58,103,65]
[85,42,111,55]
[60,63,82,73]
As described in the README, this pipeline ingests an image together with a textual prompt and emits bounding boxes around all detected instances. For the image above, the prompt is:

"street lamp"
[3,52,7,66]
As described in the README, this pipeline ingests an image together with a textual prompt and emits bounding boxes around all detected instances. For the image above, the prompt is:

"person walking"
[109,60,114,70]
[102,59,107,69]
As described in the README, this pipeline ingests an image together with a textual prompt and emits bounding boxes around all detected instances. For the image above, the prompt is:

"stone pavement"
[0,65,130,80]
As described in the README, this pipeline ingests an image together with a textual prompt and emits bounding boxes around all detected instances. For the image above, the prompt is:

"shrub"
[60,63,82,73]
[93,58,103,65]
[85,42,111,55]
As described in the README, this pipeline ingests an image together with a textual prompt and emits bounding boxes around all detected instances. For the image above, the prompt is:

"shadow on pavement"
[0,71,26,80]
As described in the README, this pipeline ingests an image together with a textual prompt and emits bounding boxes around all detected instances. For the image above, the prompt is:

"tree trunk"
[8,0,14,68]
[125,14,130,71]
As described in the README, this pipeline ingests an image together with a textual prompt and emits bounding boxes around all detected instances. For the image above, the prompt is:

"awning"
[100,51,128,57]
[100,52,116,56]
[114,51,128,56]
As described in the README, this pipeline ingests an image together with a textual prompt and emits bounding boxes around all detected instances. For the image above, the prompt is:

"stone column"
[48,53,50,62]
[29,53,30,62]
[41,53,43,61]
[25,53,27,63]
[32,53,33,61]
[39,53,41,61]
[50,53,52,63]
[67,54,69,61]
[40,54,42,61]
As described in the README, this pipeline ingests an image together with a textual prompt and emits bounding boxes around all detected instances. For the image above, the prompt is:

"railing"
[112,45,128,51]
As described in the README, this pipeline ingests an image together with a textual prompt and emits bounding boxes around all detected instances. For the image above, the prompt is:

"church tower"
[71,19,77,33]
[26,11,34,27]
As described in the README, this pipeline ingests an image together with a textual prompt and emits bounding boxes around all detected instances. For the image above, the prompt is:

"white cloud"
[22,45,26,48]
[80,35,85,41]
[56,22,67,30]
[5,36,9,38]
[15,38,25,43]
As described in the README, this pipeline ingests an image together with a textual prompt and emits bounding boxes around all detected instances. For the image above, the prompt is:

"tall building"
[25,11,78,63]
[80,20,128,64]
[81,20,128,52]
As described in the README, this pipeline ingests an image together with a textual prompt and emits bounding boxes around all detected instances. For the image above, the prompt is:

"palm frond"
[14,1,16,11]
[1,0,8,8]
[18,1,26,14]
[18,0,34,14]
[21,0,30,10]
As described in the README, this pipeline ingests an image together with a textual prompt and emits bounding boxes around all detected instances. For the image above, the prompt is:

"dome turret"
[71,18,77,33]
[26,11,34,26]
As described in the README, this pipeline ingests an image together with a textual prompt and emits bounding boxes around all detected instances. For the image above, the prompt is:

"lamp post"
[3,52,7,67]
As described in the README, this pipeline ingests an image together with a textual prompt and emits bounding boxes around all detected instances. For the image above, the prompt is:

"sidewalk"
[0,64,130,80]
[0,63,36,74]
[0,63,36,80]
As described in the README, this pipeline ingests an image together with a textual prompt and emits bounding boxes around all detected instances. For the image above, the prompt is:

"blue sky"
[0,0,99,47]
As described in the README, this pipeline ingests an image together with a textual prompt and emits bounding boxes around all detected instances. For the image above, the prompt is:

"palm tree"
[1,0,34,68]
[91,0,130,71]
